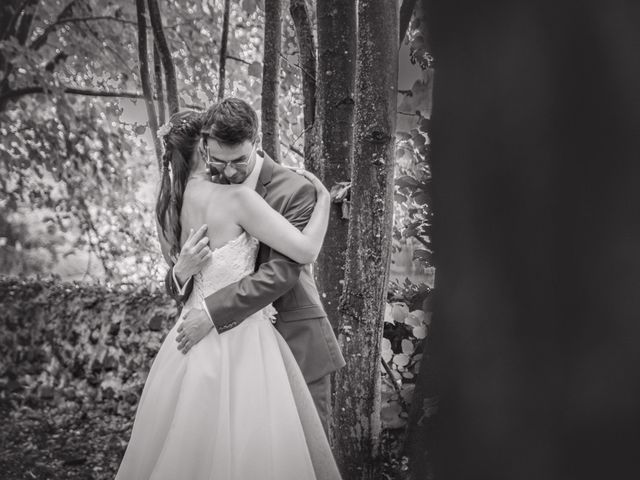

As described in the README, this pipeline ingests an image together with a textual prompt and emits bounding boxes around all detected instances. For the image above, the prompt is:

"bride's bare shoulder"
[183,182,257,209]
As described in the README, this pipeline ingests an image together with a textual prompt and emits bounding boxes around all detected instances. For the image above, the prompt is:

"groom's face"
[203,138,258,184]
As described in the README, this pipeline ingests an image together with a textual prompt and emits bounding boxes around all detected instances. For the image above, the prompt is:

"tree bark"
[289,0,316,162]
[312,0,357,331]
[399,0,417,44]
[0,0,22,42]
[13,0,39,45]
[147,0,179,114]
[332,1,398,478]
[261,0,282,162]
[153,42,166,125]
[135,0,162,167]
[218,0,230,101]
[0,0,40,112]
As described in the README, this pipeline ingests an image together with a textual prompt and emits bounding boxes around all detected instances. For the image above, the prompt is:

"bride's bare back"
[179,180,244,250]
[176,170,329,265]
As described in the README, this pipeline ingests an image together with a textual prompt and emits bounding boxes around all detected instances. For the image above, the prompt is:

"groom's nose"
[224,164,237,176]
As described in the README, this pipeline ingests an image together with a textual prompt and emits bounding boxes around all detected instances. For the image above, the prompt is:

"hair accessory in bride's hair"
[157,122,173,141]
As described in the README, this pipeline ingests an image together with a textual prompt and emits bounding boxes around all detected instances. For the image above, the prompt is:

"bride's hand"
[295,169,329,199]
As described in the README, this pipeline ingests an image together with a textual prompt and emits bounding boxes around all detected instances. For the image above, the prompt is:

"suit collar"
[256,153,276,197]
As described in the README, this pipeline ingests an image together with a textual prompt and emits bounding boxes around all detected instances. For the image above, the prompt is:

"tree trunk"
[312,0,356,330]
[289,0,316,162]
[399,0,418,44]
[0,0,40,112]
[332,1,398,478]
[218,0,230,101]
[135,0,162,166]
[147,0,179,114]
[261,0,282,162]
[153,42,166,125]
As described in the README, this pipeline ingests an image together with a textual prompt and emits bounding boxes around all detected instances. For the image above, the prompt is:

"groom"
[164,98,345,433]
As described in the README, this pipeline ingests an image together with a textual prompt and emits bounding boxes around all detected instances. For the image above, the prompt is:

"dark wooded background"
[428,1,640,478]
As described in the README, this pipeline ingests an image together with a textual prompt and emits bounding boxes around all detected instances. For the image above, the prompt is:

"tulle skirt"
[115,309,340,480]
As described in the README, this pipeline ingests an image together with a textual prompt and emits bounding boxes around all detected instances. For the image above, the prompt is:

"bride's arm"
[232,173,330,264]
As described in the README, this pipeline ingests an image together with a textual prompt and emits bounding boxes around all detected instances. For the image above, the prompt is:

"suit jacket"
[165,155,345,383]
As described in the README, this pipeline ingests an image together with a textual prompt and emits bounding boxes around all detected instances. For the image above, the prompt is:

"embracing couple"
[115,98,345,480]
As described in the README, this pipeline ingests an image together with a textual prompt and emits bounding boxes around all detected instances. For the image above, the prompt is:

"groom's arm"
[203,182,316,333]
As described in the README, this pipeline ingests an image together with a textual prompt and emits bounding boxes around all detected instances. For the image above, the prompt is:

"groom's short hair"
[201,98,259,145]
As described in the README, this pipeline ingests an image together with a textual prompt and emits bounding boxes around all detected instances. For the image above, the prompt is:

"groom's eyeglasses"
[201,136,257,172]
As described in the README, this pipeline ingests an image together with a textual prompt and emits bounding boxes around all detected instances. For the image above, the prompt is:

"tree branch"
[75,20,137,77]
[15,0,39,46]
[226,54,251,66]
[153,41,166,125]
[278,52,314,82]
[0,85,146,103]
[218,0,230,100]
[135,0,162,167]
[1,0,31,41]
[30,14,136,50]
[290,0,316,160]
[147,0,179,114]
[280,140,304,159]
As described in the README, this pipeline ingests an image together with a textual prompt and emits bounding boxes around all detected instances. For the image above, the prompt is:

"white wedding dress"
[115,232,340,480]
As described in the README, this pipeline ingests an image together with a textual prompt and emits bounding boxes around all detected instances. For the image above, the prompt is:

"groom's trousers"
[307,374,332,435]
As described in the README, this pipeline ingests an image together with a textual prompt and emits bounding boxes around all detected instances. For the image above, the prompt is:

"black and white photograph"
[1,0,640,479]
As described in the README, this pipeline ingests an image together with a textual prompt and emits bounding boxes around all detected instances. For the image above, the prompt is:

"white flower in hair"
[157,122,172,140]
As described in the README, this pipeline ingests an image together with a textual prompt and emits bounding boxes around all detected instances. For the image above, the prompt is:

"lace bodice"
[182,232,276,321]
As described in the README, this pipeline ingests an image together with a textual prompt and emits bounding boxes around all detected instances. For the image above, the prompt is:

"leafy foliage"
[0,0,309,284]
[379,10,435,476]
[0,277,178,416]
[0,277,181,479]
[380,281,431,431]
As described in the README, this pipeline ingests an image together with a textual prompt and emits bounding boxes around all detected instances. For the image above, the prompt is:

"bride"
[115,110,341,480]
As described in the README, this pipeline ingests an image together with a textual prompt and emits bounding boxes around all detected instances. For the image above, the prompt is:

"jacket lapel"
[256,153,275,198]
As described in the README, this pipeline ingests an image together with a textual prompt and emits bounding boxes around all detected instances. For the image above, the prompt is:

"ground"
[0,397,129,480]
[0,395,407,480]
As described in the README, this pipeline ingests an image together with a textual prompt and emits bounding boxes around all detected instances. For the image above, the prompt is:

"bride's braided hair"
[155,110,204,259]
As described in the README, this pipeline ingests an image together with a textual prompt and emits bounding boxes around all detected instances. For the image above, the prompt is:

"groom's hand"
[176,309,214,354]
[173,225,211,285]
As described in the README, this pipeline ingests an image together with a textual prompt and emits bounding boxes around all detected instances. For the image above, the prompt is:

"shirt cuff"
[202,300,216,330]
[172,268,191,296]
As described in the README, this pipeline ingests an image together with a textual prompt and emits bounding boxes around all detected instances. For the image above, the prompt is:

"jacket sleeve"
[203,181,316,332]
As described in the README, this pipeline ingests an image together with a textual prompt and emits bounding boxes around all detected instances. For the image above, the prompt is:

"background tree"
[147,0,179,115]
[217,0,230,100]
[136,0,162,163]
[261,0,282,161]
[0,0,305,283]
[309,0,357,334]
[289,0,316,163]
[332,1,399,479]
